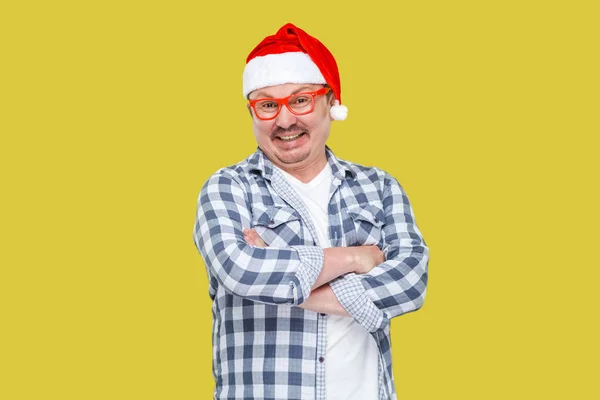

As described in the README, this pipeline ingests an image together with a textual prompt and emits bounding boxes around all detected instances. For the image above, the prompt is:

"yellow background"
[1,1,598,399]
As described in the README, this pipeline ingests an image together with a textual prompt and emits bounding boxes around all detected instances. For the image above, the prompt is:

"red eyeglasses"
[248,87,331,121]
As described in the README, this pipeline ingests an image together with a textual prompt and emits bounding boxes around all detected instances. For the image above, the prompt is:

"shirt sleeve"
[329,174,429,332]
[193,170,324,305]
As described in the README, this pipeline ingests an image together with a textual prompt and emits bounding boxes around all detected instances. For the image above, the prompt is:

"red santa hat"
[243,23,348,121]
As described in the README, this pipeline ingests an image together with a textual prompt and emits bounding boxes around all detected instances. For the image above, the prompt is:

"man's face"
[248,83,333,173]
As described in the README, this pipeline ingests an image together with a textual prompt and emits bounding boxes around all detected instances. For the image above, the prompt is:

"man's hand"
[350,245,385,274]
[243,228,267,247]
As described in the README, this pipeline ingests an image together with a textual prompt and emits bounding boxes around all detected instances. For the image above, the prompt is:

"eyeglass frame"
[247,87,331,121]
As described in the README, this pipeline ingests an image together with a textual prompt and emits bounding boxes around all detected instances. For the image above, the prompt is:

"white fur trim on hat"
[243,52,327,98]
[330,100,348,120]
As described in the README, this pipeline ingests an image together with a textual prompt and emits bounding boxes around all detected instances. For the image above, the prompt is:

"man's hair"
[324,84,335,104]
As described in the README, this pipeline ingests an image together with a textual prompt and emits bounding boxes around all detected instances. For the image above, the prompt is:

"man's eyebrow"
[252,86,318,99]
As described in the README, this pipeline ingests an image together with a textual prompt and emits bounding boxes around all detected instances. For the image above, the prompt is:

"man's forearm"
[311,245,384,289]
[298,284,350,317]
[311,247,355,289]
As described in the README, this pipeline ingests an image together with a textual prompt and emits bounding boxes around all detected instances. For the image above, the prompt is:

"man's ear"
[328,94,336,121]
[327,90,335,106]
[247,104,253,118]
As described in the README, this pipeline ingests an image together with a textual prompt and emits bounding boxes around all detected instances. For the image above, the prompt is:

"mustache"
[271,124,308,138]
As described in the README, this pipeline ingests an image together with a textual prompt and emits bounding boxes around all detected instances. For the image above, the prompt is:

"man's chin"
[275,150,311,166]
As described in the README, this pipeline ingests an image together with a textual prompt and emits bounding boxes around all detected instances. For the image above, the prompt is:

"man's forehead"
[249,83,324,99]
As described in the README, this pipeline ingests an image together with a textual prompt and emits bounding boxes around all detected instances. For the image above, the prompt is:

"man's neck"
[274,156,328,184]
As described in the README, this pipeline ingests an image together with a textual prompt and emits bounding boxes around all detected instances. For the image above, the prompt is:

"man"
[193,23,429,400]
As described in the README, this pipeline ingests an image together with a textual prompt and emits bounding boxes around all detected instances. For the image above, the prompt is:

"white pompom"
[330,100,348,121]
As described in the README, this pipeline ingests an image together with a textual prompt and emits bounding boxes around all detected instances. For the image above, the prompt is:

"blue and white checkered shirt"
[193,147,429,400]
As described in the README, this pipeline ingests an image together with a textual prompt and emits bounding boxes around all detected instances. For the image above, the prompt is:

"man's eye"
[291,96,310,105]
[259,101,278,109]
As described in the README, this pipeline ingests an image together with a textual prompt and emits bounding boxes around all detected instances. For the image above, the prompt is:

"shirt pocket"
[251,205,304,247]
[345,203,385,247]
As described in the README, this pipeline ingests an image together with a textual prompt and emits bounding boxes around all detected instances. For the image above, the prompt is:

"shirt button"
[319,356,325,363]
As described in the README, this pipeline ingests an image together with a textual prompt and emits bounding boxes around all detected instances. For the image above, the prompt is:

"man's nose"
[275,104,297,129]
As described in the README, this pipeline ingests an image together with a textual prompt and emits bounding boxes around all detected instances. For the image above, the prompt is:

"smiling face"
[248,83,334,181]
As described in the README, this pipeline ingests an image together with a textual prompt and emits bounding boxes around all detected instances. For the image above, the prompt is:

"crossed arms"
[243,228,384,317]
[193,170,429,332]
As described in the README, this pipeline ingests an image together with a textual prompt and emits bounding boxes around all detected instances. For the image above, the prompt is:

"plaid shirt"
[193,147,429,400]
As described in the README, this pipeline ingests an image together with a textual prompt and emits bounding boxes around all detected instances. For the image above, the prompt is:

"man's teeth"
[279,133,302,141]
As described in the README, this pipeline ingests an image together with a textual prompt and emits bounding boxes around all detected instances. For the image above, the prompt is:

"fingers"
[372,245,385,264]
[243,228,253,244]
[243,228,267,247]
[249,229,267,247]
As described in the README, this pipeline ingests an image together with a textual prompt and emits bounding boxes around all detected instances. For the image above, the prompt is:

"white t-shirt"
[277,164,379,400]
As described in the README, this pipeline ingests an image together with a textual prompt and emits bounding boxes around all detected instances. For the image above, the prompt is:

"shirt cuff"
[292,246,324,303]
[329,273,387,332]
